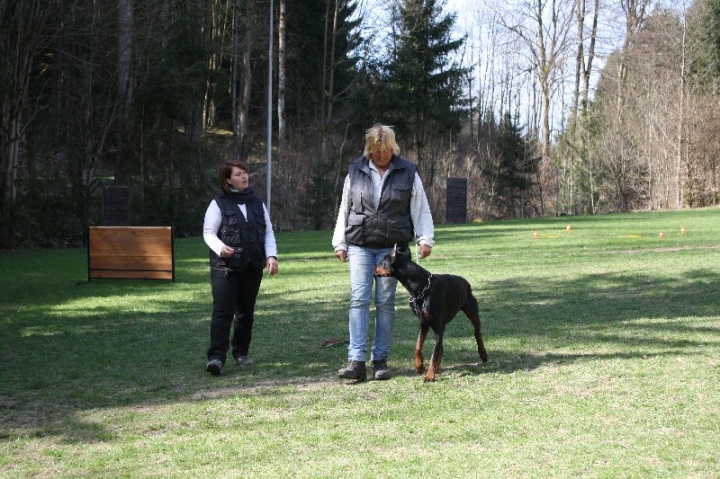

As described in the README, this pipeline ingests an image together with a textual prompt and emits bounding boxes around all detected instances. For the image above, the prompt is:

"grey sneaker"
[234,355,254,366]
[372,360,390,380]
[206,359,223,376]
[338,360,367,380]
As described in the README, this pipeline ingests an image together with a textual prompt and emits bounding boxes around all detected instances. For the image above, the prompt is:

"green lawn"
[1,208,719,478]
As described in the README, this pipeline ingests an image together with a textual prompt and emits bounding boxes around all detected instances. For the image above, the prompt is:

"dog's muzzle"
[373,266,391,277]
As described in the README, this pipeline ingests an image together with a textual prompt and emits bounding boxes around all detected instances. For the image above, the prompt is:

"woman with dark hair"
[203,160,278,376]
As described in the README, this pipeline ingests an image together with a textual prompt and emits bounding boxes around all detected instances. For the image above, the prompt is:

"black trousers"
[207,267,263,363]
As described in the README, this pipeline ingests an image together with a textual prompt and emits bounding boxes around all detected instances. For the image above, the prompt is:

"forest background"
[1,0,719,248]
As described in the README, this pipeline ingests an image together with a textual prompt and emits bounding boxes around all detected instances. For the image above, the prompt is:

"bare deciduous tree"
[500,0,575,160]
[0,0,59,244]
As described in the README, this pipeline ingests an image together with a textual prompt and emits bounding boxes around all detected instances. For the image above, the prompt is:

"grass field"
[1,208,719,478]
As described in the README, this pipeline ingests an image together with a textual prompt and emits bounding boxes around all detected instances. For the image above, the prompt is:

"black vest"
[344,155,416,248]
[209,194,267,271]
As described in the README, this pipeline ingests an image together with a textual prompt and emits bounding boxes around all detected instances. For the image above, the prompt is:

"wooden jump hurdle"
[88,226,175,281]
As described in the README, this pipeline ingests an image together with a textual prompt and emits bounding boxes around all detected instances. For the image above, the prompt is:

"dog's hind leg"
[462,294,489,363]
[415,326,429,375]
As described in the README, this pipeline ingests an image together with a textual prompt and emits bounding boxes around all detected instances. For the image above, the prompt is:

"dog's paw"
[422,375,436,383]
[414,356,424,374]
[479,348,489,363]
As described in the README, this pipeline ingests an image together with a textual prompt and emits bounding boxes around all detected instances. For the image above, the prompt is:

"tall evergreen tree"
[285,0,363,230]
[488,113,539,218]
[284,0,361,129]
[688,0,720,82]
[375,0,469,169]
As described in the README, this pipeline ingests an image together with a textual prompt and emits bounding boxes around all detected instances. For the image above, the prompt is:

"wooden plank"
[89,255,173,269]
[90,247,172,257]
[88,226,174,281]
[89,270,174,280]
[90,241,172,254]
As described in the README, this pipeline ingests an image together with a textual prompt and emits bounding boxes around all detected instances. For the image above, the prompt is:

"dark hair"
[219,160,249,194]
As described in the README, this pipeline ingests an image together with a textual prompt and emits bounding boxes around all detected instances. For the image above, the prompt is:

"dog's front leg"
[415,326,429,374]
[424,332,443,382]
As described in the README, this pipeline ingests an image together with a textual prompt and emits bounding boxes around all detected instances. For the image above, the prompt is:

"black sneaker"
[206,359,223,376]
[372,360,390,380]
[337,360,367,381]
[234,355,254,366]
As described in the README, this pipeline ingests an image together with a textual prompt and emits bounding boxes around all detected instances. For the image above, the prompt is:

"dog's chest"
[408,296,424,317]
[408,291,433,322]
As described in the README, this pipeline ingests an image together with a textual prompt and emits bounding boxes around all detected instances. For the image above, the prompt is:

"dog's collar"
[409,274,433,308]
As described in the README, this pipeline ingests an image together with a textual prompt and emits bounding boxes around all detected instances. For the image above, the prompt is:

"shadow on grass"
[0,250,719,445]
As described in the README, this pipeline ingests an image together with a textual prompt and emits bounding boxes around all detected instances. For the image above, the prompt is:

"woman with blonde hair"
[331,124,434,381]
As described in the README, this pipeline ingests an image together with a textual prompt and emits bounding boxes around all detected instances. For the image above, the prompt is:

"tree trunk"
[278,0,286,164]
[116,0,133,185]
[320,0,331,163]
[239,0,255,161]
[232,0,240,158]
[676,11,687,208]
[572,0,585,125]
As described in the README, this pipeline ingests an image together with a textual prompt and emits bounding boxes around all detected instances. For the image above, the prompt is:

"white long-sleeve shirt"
[203,199,278,258]
[331,163,435,251]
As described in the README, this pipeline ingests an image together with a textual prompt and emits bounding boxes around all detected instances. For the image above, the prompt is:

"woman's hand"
[266,256,278,275]
[335,249,347,262]
[220,245,235,258]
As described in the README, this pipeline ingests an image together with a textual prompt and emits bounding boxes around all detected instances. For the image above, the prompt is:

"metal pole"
[266,0,274,216]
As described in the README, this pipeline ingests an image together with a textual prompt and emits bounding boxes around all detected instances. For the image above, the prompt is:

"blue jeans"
[346,245,399,362]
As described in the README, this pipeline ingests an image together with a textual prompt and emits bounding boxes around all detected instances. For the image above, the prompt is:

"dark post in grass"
[102,186,131,226]
[445,178,467,224]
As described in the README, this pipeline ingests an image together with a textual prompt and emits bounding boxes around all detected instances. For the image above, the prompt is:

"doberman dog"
[374,244,489,382]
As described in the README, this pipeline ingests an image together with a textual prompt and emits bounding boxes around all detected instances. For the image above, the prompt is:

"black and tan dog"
[374,244,489,382]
